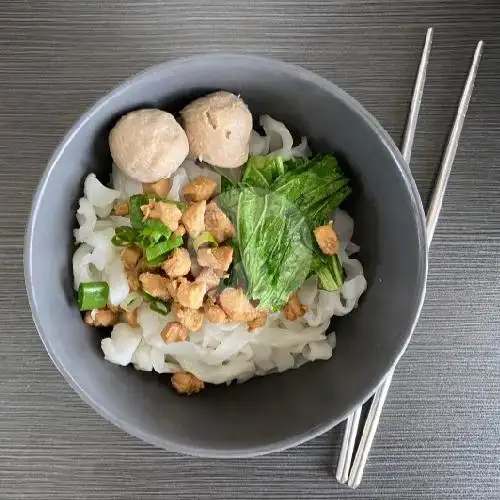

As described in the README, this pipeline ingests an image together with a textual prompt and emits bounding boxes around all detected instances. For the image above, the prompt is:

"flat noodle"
[73,117,367,386]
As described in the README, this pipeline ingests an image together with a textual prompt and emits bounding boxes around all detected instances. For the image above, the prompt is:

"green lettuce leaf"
[242,155,285,188]
[237,188,313,311]
[311,253,345,291]
[219,153,352,305]
[271,154,351,226]
[283,156,308,172]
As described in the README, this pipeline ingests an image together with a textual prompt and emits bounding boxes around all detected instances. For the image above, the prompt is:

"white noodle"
[73,117,366,386]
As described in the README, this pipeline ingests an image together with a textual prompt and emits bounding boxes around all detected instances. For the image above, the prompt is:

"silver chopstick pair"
[335,28,484,489]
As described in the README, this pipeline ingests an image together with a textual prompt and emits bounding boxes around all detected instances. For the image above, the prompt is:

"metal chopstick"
[336,406,362,483]
[335,26,434,484]
[425,41,484,244]
[346,39,484,489]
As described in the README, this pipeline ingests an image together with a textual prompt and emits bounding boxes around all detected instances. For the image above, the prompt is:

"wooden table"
[1,1,499,498]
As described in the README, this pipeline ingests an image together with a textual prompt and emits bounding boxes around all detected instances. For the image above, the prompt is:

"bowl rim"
[24,53,428,458]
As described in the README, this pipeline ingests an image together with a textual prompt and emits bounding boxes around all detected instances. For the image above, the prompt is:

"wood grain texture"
[0,0,499,498]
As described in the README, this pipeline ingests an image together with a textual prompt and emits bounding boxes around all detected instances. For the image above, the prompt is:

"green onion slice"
[78,281,109,311]
[129,194,149,229]
[165,199,188,211]
[140,219,171,245]
[115,226,137,242]
[112,226,138,247]
[141,292,171,316]
[149,301,171,316]
[145,235,184,263]
[111,235,127,247]
[193,231,218,251]
[119,292,144,312]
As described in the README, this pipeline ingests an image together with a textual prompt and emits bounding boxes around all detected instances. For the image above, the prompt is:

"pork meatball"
[181,91,252,169]
[109,109,189,183]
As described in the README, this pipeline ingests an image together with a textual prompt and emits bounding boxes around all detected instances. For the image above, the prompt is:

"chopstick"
[347,40,483,489]
[425,40,484,244]
[336,33,484,489]
[335,26,433,485]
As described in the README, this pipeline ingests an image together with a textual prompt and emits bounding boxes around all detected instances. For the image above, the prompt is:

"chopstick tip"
[424,27,434,49]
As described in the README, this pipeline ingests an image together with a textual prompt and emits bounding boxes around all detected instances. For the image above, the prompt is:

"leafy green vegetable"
[220,176,234,193]
[218,187,241,224]
[237,188,313,311]
[242,156,285,188]
[218,238,247,291]
[272,154,351,226]
[220,153,352,303]
[269,154,351,291]
[283,156,308,172]
[212,167,240,193]
[312,253,345,291]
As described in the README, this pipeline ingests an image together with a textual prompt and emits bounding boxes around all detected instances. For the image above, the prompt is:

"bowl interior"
[26,55,427,457]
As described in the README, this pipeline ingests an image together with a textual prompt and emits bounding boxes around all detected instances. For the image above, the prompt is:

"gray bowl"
[25,54,427,457]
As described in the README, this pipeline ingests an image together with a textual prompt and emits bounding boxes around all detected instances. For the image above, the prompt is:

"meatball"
[109,109,189,183]
[181,91,253,169]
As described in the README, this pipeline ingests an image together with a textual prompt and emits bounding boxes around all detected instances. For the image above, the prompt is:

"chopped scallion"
[140,219,171,246]
[141,292,171,316]
[149,301,171,316]
[145,235,184,263]
[78,282,109,311]
[115,226,137,242]
[193,231,218,251]
[112,226,138,246]
[128,194,149,229]
[111,235,127,247]
[119,292,144,312]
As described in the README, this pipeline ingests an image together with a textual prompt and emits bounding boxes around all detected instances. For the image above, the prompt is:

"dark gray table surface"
[1,1,499,498]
